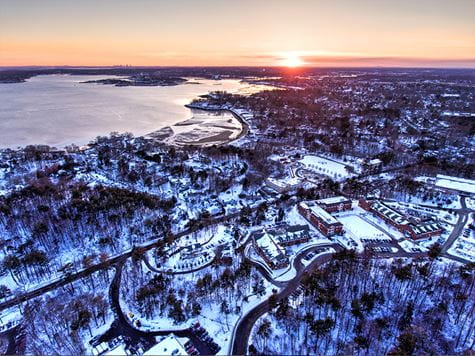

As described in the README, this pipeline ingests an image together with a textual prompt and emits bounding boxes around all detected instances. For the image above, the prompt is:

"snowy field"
[338,214,393,241]
[298,155,354,180]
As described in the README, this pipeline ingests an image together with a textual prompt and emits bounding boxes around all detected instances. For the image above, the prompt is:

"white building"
[265,177,303,193]
[431,174,475,196]
[144,335,189,356]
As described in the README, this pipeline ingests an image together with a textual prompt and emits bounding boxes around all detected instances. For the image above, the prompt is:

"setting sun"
[281,54,304,67]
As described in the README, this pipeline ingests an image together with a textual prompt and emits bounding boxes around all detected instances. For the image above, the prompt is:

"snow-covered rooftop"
[371,201,410,225]
[144,335,188,356]
[254,231,287,264]
[435,174,475,194]
[317,196,351,206]
[367,158,382,165]
[300,202,340,225]
[104,344,128,356]
[266,177,302,188]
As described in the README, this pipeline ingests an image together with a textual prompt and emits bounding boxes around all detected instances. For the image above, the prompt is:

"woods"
[251,252,475,354]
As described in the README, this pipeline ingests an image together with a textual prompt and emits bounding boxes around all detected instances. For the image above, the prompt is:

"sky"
[1,0,474,67]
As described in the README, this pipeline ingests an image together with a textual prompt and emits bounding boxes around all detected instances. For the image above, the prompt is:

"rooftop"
[435,174,475,194]
[254,231,288,264]
[266,177,302,188]
[144,335,188,356]
[317,196,351,205]
[300,202,340,225]
[372,201,410,225]
[411,222,442,236]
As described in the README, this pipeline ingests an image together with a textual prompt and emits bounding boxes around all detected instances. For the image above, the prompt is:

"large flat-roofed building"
[251,230,289,270]
[359,198,443,240]
[430,174,475,196]
[298,201,344,237]
[265,177,303,193]
[316,196,352,213]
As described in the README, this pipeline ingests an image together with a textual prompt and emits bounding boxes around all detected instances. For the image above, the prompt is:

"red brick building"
[298,201,344,237]
[359,198,443,240]
[316,196,352,213]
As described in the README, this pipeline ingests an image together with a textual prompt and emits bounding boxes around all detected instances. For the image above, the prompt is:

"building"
[359,199,410,228]
[298,201,344,237]
[429,174,475,197]
[219,244,233,265]
[409,220,444,240]
[251,230,289,270]
[265,177,303,193]
[362,158,383,174]
[267,224,310,247]
[144,335,189,356]
[316,196,352,213]
[359,198,443,240]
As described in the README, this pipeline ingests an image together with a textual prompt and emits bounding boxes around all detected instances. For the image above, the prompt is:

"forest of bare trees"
[251,251,475,355]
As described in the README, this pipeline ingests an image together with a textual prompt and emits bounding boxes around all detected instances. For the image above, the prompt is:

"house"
[298,201,344,237]
[251,230,289,270]
[316,196,352,213]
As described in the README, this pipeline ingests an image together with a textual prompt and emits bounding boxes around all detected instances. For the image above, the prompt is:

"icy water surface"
[0,74,270,148]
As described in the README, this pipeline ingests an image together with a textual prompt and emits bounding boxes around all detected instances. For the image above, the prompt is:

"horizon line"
[1,64,475,70]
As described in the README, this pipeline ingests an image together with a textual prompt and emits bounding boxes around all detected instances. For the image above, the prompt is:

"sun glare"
[281,54,304,68]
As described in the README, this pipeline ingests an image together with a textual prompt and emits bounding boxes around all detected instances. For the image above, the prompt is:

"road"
[101,260,215,355]
[230,197,473,355]
[0,191,471,355]
[231,246,342,355]
[441,196,471,255]
[0,210,250,312]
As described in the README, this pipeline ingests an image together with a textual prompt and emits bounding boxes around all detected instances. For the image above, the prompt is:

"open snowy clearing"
[298,155,355,180]
[339,214,393,241]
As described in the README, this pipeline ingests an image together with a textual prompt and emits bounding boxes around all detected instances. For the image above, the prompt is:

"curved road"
[104,260,215,355]
[0,210,249,311]
[231,235,466,356]
[231,247,341,355]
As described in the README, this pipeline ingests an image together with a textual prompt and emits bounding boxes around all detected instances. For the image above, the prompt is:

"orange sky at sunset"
[1,0,474,67]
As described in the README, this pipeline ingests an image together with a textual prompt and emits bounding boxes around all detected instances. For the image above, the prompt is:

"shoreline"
[183,104,249,146]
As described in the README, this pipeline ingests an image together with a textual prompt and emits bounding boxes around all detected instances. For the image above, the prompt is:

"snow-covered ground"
[120,263,275,355]
[298,154,355,181]
[338,214,392,241]
[466,197,475,210]
[399,239,427,253]
[447,216,475,262]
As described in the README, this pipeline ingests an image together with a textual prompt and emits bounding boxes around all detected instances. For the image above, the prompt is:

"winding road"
[229,197,472,355]
[0,193,471,355]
